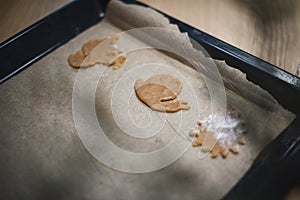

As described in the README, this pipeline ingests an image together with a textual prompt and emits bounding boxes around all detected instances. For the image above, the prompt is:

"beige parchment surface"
[0,0,295,199]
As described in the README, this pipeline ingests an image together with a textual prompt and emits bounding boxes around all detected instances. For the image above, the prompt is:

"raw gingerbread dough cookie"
[189,107,246,158]
[68,34,125,69]
[85,34,121,66]
[190,129,245,158]
[134,74,190,113]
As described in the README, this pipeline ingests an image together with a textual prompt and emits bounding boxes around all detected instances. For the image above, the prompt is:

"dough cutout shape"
[68,34,126,69]
[134,74,190,113]
[189,107,246,158]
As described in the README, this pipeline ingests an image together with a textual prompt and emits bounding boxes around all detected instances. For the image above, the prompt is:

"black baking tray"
[0,0,299,199]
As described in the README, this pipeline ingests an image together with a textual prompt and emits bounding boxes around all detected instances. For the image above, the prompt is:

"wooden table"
[1,0,300,77]
[140,0,300,77]
[0,0,299,198]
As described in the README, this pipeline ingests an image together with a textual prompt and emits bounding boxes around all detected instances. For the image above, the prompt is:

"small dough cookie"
[191,129,245,158]
[189,107,246,158]
[85,34,121,66]
[134,74,190,113]
[68,34,125,69]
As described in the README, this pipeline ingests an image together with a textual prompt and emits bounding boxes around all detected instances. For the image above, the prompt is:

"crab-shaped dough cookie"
[134,74,191,113]
[190,128,246,158]
[189,107,246,158]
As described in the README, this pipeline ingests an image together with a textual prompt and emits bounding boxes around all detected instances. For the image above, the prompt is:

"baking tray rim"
[0,0,299,199]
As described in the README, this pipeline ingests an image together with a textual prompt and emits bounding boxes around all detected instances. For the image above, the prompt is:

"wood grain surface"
[140,0,300,77]
[1,0,299,76]
[0,0,299,199]
[0,0,71,43]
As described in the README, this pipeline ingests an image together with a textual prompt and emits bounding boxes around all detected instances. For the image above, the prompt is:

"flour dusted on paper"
[189,107,246,158]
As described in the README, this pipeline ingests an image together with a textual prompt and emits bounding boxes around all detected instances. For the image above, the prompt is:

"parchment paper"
[0,0,295,199]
